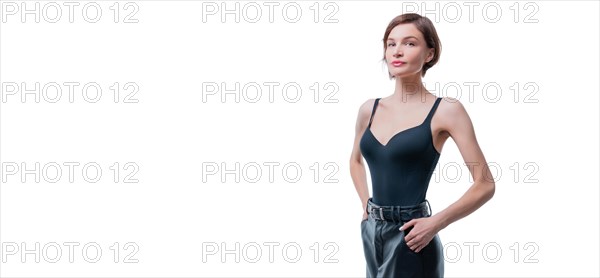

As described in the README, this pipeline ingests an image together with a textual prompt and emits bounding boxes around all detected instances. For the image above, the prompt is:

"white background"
[1,1,599,277]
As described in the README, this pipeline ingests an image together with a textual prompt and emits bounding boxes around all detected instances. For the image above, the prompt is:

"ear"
[426,49,435,63]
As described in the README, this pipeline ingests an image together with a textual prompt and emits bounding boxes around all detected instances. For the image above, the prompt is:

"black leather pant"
[360,198,444,277]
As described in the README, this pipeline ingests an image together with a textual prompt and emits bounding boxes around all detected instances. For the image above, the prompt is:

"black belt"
[366,198,432,222]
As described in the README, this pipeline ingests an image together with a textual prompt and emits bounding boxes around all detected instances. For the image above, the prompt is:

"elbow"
[349,158,362,170]
[484,181,495,201]
[475,179,495,202]
[349,154,363,167]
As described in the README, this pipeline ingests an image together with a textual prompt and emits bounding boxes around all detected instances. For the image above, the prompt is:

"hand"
[362,211,368,221]
[399,216,440,253]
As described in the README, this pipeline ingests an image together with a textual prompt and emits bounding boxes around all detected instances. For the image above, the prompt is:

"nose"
[393,47,403,57]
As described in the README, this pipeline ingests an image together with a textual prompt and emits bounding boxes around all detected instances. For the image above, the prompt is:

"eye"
[404,42,415,46]
[387,43,396,47]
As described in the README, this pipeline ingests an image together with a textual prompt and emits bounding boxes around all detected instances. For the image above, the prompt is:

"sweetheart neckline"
[366,122,441,155]
[366,97,442,155]
[367,122,425,147]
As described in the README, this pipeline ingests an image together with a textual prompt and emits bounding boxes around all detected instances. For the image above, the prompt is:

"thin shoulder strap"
[367,98,381,128]
[424,97,442,123]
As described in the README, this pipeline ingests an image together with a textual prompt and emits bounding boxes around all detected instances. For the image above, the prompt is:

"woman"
[349,13,496,277]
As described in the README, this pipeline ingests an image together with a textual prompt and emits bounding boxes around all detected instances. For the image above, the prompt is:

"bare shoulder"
[437,96,469,120]
[355,98,378,130]
[360,98,377,112]
[357,98,377,120]
[436,96,475,137]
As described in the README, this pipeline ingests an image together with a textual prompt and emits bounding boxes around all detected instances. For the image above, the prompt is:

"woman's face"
[385,23,434,78]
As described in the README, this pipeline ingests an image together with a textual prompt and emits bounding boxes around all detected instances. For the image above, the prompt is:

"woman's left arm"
[430,97,496,231]
[402,97,496,252]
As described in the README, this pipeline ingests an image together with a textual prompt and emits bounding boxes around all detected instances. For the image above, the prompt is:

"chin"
[391,70,418,78]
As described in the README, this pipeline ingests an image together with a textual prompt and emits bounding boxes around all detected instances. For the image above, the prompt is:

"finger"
[415,243,423,252]
[416,239,430,252]
[413,242,421,252]
[410,243,418,252]
[406,238,416,249]
[404,227,419,242]
[399,219,415,231]
[404,229,416,242]
[419,243,426,252]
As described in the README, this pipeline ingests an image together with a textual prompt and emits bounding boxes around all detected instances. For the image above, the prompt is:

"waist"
[366,198,432,222]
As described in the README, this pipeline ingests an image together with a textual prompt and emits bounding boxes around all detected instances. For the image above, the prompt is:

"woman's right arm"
[349,99,373,220]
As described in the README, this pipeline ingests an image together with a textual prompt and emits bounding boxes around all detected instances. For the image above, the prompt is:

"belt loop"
[425,199,432,216]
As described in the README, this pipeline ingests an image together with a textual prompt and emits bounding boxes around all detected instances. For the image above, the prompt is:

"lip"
[391,61,406,66]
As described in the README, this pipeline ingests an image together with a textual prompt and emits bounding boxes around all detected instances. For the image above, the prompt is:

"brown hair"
[382,13,441,79]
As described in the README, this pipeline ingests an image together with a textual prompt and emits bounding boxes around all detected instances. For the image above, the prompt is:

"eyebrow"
[387,36,419,41]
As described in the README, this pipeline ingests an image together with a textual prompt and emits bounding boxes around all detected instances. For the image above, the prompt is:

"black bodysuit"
[359,97,442,206]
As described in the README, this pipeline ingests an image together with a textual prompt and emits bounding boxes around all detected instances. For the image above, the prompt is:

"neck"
[391,74,429,104]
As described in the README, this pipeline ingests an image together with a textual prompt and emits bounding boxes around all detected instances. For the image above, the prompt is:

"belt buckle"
[370,206,385,221]
[368,201,386,221]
